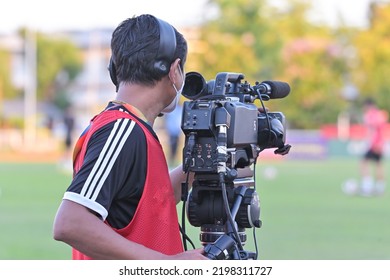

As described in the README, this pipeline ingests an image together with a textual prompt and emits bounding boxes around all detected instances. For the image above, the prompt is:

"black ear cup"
[108,57,118,87]
[153,18,176,74]
[108,17,177,89]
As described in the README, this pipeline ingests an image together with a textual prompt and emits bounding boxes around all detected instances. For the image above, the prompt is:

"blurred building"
[0,27,200,155]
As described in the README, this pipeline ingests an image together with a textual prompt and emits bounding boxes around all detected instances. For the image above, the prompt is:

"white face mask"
[161,94,179,114]
[161,67,185,113]
[173,66,185,95]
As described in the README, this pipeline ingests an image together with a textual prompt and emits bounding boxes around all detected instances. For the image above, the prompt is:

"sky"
[0,0,374,34]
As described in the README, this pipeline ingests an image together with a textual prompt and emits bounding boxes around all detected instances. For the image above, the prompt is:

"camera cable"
[252,160,260,259]
[180,170,196,251]
[181,133,197,251]
[219,172,244,259]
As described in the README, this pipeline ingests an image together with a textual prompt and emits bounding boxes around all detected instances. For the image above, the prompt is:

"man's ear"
[168,58,181,83]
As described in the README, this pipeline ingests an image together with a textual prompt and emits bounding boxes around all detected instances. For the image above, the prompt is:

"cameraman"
[53,14,206,260]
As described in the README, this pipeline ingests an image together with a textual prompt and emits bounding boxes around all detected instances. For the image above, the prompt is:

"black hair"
[110,14,187,87]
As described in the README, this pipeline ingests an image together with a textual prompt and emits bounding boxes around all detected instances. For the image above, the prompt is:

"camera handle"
[274,143,292,156]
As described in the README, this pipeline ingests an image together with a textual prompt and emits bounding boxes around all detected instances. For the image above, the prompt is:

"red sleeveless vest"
[71,107,183,259]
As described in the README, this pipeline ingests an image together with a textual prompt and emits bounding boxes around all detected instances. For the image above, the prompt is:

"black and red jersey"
[64,102,155,229]
[66,102,183,259]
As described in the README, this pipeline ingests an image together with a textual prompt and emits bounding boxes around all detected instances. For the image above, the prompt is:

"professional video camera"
[180,71,291,260]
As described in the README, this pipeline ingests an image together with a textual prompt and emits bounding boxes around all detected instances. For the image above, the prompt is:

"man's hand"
[165,248,208,260]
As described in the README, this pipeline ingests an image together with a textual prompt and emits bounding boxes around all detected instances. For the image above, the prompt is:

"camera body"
[182,71,289,173]
[182,99,258,173]
[180,71,291,260]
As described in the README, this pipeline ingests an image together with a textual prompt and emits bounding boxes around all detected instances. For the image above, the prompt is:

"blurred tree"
[352,2,390,111]
[187,0,351,129]
[0,49,18,122]
[190,0,278,81]
[20,28,83,110]
[275,0,350,128]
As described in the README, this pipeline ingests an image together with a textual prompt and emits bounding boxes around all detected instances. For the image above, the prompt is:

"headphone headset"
[108,16,177,91]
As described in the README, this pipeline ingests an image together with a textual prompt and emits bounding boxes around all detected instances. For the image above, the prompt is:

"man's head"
[109,14,187,89]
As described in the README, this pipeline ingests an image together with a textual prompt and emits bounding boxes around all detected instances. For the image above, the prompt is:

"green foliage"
[352,3,390,112]
[192,0,282,81]
[187,0,358,129]
[36,33,83,105]
[274,1,349,128]
[0,49,17,103]
[18,28,83,109]
[279,36,348,128]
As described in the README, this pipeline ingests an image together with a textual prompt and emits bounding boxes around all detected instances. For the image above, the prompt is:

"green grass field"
[0,158,389,260]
